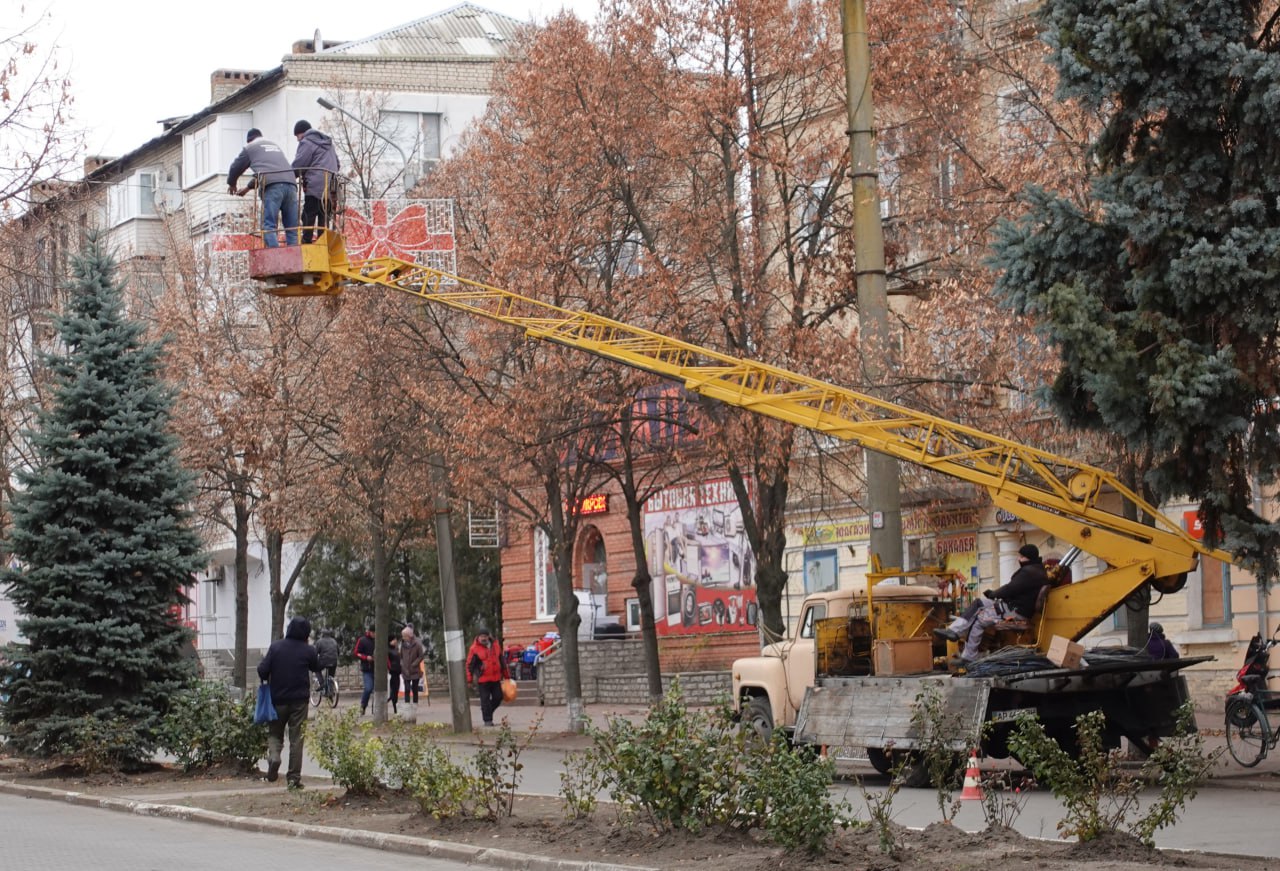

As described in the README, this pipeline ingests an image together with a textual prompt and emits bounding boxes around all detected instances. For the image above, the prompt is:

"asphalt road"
[0,792,480,871]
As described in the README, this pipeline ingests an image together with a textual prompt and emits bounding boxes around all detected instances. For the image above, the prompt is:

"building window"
[183,113,254,187]
[877,131,902,220]
[997,85,1051,157]
[107,170,160,226]
[379,111,442,178]
[202,576,217,614]
[534,527,558,619]
[1199,556,1231,627]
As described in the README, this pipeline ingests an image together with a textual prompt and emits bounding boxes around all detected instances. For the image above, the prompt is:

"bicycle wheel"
[1225,697,1268,767]
[325,677,340,709]
[310,679,323,708]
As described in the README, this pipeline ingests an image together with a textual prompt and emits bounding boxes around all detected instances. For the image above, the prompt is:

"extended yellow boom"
[249,234,1234,646]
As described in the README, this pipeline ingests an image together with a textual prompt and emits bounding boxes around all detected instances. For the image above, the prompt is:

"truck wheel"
[866,747,893,775]
[892,753,933,789]
[742,696,774,745]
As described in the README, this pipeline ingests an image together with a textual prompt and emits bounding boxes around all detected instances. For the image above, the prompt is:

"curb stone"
[0,779,657,871]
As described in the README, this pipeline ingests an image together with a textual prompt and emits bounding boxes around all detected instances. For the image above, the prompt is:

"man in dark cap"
[227,128,298,247]
[292,119,340,243]
[935,543,1050,662]
[256,616,319,788]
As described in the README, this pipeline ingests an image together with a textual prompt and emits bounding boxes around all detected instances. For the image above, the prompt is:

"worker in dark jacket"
[935,544,1050,662]
[227,129,298,247]
[256,616,319,788]
[292,120,340,243]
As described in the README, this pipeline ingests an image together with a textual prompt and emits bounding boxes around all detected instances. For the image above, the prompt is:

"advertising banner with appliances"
[643,478,758,635]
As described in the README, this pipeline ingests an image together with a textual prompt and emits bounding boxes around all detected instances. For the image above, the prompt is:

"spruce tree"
[990,1,1280,583]
[1,235,204,762]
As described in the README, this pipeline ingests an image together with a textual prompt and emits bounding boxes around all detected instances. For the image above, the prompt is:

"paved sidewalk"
[331,689,650,748]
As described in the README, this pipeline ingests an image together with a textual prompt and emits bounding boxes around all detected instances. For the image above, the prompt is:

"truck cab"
[732,580,952,741]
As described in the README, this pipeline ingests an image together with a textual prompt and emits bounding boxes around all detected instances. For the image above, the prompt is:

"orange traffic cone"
[960,750,984,801]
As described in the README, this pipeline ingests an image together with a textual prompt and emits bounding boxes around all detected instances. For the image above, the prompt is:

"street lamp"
[315,96,417,191]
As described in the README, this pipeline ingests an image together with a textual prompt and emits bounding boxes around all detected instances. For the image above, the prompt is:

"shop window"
[803,549,837,594]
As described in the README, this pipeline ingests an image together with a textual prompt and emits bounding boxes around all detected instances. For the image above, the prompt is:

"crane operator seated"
[934,544,1050,662]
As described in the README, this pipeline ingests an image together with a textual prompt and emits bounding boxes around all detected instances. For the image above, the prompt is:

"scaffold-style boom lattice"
[325,255,1231,593]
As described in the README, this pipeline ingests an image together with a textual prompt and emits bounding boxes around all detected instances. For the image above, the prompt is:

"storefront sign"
[791,507,979,546]
[1183,510,1204,540]
[579,493,609,516]
[936,535,977,556]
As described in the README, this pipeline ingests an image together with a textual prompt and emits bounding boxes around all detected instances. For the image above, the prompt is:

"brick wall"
[535,638,731,706]
[285,57,498,94]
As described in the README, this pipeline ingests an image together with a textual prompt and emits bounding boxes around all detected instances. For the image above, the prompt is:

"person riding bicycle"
[315,630,339,682]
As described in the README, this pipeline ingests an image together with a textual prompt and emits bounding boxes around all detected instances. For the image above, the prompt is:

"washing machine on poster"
[646,528,667,621]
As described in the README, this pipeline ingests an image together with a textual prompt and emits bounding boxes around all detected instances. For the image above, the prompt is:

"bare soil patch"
[0,757,1268,870]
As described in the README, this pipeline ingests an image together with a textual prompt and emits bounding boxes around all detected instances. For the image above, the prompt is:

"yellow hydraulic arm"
[250,236,1235,646]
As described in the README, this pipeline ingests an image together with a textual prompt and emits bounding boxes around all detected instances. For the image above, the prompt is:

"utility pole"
[430,453,473,732]
[318,96,470,730]
[841,0,904,570]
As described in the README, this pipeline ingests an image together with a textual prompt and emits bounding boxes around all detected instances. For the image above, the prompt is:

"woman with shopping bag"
[465,627,510,727]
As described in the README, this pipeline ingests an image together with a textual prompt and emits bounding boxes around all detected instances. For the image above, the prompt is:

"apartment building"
[0,4,523,658]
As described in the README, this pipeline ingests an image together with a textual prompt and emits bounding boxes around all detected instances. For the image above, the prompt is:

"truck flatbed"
[793,655,1211,756]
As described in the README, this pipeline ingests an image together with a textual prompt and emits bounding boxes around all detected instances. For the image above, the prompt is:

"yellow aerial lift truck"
[247,216,1232,783]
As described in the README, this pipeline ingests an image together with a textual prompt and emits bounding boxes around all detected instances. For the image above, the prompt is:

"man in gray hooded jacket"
[292,120,340,243]
[227,129,299,247]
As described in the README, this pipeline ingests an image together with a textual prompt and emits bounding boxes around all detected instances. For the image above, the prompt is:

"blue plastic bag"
[254,683,278,724]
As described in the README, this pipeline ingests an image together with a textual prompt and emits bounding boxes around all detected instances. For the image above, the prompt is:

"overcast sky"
[31,0,600,161]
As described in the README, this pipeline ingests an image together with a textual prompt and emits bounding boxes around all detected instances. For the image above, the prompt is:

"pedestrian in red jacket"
[466,627,508,726]
[353,626,376,715]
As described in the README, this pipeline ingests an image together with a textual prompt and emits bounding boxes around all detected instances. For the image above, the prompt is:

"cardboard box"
[1047,635,1084,669]
[873,637,934,675]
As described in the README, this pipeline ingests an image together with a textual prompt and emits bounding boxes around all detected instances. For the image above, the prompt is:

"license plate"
[988,707,1037,723]
[830,745,864,761]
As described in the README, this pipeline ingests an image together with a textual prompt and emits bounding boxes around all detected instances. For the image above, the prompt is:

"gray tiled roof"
[322,3,525,58]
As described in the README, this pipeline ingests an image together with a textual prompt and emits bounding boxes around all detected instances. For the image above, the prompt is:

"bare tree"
[317,89,410,200]
[0,9,80,216]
